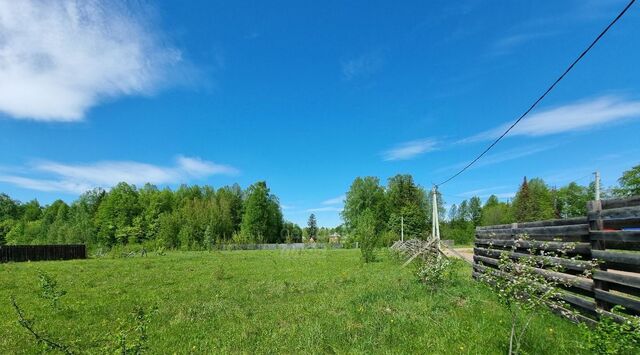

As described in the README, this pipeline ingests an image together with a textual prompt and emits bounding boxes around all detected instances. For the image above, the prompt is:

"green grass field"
[1,249,587,354]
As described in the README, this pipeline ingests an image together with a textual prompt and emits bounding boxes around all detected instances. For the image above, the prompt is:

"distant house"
[329,232,341,244]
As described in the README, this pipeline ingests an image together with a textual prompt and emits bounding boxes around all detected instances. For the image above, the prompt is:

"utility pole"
[400,216,404,242]
[431,186,440,248]
[594,171,601,201]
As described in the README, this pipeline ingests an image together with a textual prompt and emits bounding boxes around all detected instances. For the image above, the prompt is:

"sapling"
[37,270,67,310]
[479,234,588,355]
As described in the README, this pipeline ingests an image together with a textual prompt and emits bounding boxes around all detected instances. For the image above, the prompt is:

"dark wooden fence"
[473,196,640,323]
[0,244,87,263]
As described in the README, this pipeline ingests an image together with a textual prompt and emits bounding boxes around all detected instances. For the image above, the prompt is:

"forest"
[341,164,640,246]
[0,181,293,249]
[0,164,638,249]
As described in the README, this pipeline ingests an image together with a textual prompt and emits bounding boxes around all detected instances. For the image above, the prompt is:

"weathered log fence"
[473,196,640,322]
[0,244,87,263]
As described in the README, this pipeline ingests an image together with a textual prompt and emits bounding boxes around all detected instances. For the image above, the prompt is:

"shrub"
[581,307,640,355]
[416,254,451,287]
[355,210,378,263]
[37,270,66,310]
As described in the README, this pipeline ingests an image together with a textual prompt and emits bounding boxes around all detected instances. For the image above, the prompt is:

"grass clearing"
[1,249,586,354]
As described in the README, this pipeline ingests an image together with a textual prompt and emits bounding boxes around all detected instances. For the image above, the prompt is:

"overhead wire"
[436,0,636,187]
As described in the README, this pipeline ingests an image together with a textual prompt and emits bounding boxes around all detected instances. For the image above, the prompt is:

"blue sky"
[1,0,639,227]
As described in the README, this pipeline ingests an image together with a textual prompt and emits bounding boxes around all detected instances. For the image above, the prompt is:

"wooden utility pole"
[594,171,601,201]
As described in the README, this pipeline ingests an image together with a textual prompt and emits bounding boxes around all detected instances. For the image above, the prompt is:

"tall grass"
[0,249,586,353]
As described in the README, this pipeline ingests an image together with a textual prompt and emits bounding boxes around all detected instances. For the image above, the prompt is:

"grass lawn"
[1,249,587,354]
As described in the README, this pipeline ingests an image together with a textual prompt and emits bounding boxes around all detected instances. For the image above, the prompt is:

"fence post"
[588,199,610,312]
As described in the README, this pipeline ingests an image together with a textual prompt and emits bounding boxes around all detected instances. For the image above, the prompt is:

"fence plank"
[590,205,640,220]
[0,245,86,263]
[475,239,591,255]
[477,224,589,237]
[474,196,640,323]
[474,247,593,272]
[594,289,640,314]
[591,250,640,273]
[601,196,640,209]
[474,263,597,314]
[476,217,588,231]
[593,270,640,289]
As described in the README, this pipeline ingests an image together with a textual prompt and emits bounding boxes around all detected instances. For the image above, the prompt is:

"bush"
[581,307,640,355]
[355,210,378,263]
[416,254,451,287]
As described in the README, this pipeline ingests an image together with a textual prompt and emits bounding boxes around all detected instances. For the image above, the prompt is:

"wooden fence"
[0,244,87,263]
[473,196,640,323]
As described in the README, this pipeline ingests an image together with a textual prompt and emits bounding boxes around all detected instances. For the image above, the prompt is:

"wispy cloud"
[382,139,438,161]
[322,195,345,205]
[490,31,556,55]
[0,0,186,121]
[0,156,238,194]
[458,185,512,197]
[305,206,343,213]
[341,50,384,81]
[436,144,556,173]
[465,96,640,142]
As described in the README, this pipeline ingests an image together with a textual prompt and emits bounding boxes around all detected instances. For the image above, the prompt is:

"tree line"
[1,164,638,249]
[343,164,640,246]
[0,181,297,249]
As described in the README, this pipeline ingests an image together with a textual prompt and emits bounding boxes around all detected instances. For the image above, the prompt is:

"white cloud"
[436,144,556,173]
[467,96,640,142]
[0,156,238,194]
[341,50,384,81]
[458,185,512,197]
[305,206,343,213]
[0,0,184,121]
[176,156,238,176]
[491,32,556,55]
[322,195,345,205]
[382,139,438,161]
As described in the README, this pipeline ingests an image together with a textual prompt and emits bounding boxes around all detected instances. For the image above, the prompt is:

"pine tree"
[513,177,535,222]
[307,214,318,239]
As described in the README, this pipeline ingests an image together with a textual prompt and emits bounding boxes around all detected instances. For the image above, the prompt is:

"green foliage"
[96,182,141,246]
[112,306,157,355]
[613,164,640,197]
[416,255,452,287]
[11,272,156,355]
[240,181,283,243]
[355,209,378,262]
[306,213,318,239]
[581,308,640,355]
[386,175,429,240]
[10,297,73,355]
[37,270,67,310]
[282,221,303,243]
[556,182,592,218]
[22,199,42,222]
[512,177,556,222]
[0,193,20,221]
[478,235,589,355]
[342,176,388,237]
[481,196,513,226]
[0,180,290,250]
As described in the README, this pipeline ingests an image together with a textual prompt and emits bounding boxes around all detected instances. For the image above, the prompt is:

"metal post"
[400,216,404,242]
[594,171,601,201]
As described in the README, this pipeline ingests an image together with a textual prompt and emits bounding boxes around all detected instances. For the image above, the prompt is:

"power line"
[440,171,601,206]
[437,0,636,187]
